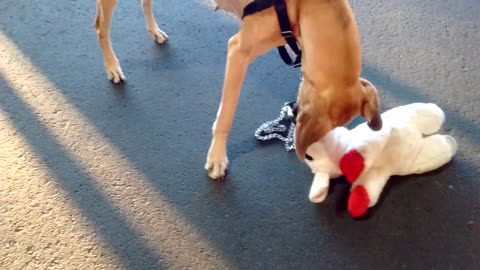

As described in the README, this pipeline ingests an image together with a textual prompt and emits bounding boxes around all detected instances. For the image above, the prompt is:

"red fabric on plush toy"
[305,103,457,218]
[339,149,365,184]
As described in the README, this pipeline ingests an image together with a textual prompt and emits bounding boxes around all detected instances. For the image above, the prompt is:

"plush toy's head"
[304,128,350,203]
[303,103,457,218]
[294,79,383,160]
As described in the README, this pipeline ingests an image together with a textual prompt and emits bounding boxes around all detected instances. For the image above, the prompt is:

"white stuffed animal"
[305,103,457,218]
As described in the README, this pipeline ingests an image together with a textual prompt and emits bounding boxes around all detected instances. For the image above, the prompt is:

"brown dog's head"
[295,78,382,159]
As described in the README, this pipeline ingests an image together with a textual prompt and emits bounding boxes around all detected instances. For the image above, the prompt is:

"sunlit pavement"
[1,0,479,269]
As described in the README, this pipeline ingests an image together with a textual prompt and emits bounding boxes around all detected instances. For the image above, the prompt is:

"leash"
[241,1,301,149]
[255,101,298,151]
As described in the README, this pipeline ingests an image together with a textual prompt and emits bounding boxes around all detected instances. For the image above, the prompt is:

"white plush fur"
[305,103,457,206]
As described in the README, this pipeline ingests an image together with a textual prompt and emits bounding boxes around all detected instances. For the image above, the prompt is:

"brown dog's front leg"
[205,8,285,179]
[95,0,125,83]
[205,33,252,180]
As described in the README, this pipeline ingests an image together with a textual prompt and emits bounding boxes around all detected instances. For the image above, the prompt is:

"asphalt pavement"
[0,0,479,269]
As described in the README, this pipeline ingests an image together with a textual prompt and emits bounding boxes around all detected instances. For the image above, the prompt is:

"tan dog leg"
[205,12,284,180]
[205,33,248,180]
[95,0,125,83]
[141,0,168,44]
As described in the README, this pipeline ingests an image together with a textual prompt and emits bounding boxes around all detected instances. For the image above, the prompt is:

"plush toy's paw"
[339,149,365,183]
[444,135,458,156]
[309,173,330,203]
[348,185,370,218]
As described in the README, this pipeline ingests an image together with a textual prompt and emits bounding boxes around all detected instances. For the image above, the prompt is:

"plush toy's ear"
[295,107,332,160]
[339,149,365,184]
[360,79,382,131]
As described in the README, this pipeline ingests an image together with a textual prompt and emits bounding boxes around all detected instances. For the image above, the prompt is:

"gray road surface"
[0,0,479,269]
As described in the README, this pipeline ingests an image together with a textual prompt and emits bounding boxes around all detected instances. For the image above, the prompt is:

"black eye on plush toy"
[305,154,313,161]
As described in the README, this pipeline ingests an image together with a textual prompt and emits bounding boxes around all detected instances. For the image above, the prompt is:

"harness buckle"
[281,30,294,38]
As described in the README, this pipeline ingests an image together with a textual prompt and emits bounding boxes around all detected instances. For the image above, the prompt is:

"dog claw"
[205,159,228,180]
[148,27,168,44]
[106,64,125,84]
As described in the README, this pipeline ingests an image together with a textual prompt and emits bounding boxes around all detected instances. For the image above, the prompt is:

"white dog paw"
[148,27,168,44]
[105,63,125,84]
[205,158,228,180]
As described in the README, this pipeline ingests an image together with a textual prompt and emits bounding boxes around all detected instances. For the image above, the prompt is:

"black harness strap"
[243,0,275,18]
[274,0,302,68]
[242,0,301,68]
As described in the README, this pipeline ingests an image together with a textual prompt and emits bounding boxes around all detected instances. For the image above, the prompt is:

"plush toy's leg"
[348,185,370,217]
[348,170,389,217]
[309,172,330,203]
[409,135,457,174]
[410,103,445,136]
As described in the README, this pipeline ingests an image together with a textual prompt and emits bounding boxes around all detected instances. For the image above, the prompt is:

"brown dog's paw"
[148,27,168,44]
[205,159,228,180]
[105,62,125,84]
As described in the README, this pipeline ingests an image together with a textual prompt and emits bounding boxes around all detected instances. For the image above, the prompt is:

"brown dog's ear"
[360,78,382,131]
[295,108,332,160]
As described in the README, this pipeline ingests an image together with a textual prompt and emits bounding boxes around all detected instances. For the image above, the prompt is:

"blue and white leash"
[254,102,296,151]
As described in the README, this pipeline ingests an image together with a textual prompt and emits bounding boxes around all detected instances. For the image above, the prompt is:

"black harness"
[245,1,301,149]
[243,0,302,68]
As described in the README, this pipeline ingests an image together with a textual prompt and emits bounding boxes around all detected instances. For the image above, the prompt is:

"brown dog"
[205,0,382,179]
[93,0,381,179]
[94,0,168,83]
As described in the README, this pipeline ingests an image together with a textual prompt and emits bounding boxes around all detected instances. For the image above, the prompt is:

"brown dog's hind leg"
[95,0,125,83]
[141,0,168,44]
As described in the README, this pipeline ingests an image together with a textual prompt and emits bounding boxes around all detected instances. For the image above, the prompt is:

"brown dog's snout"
[294,110,332,160]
